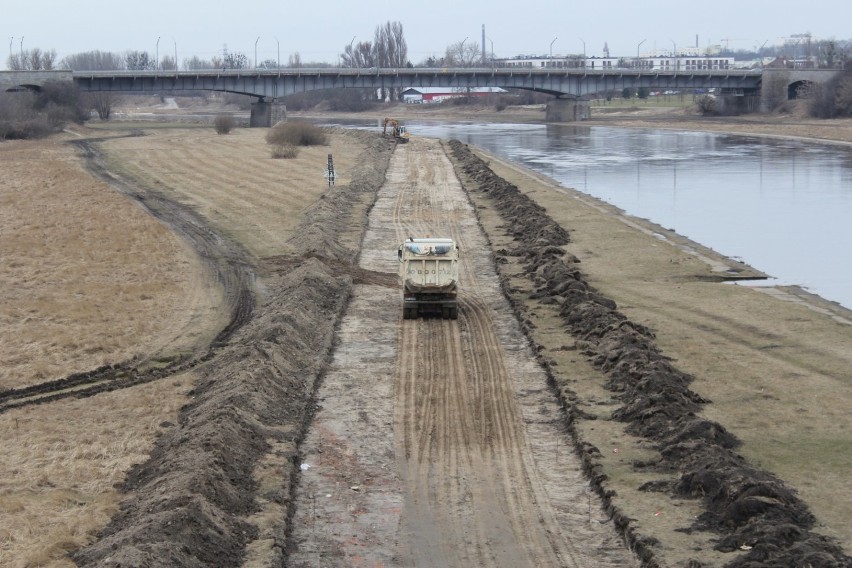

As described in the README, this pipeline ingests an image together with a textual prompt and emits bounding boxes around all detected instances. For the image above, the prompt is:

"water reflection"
[327,119,852,309]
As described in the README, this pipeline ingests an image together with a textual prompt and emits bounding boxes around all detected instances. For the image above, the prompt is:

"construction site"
[1,115,851,567]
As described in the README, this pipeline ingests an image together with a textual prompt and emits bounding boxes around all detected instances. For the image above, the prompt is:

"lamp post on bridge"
[637,38,646,69]
[550,37,558,64]
[460,36,469,66]
[156,36,160,70]
[255,36,260,68]
[20,37,24,64]
[8,37,12,69]
[173,38,177,72]
[348,36,356,68]
[275,37,280,70]
[579,37,585,68]
[670,39,677,71]
[487,36,494,68]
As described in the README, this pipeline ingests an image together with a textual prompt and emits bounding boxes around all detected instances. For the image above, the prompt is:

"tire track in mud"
[0,137,253,415]
[290,138,635,567]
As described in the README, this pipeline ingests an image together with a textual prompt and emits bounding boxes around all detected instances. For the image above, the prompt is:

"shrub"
[265,121,328,146]
[214,114,235,134]
[696,94,717,115]
[270,143,299,159]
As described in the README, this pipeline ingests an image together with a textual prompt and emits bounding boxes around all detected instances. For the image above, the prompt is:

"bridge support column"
[545,99,590,122]
[250,99,271,127]
[250,99,287,127]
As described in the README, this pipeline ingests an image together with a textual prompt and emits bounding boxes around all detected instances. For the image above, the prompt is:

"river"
[397,121,852,311]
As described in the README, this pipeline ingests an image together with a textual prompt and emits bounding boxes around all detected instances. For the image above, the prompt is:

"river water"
[330,119,852,309]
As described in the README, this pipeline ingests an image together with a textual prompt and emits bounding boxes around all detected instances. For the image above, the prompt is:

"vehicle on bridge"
[398,237,459,319]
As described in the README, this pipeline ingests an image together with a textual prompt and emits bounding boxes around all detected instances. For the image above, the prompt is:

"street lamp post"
[173,38,177,72]
[156,36,160,70]
[637,38,646,68]
[579,37,586,69]
[550,37,558,61]
[460,36,469,66]
[20,36,24,63]
[255,36,260,68]
[8,37,12,68]
[348,35,356,67]
[487,36,494,67]
[670,39,676,70]
[275,37,280,70]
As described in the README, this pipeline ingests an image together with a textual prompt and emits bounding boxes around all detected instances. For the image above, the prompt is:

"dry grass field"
[0,137,218,390]
[0,126,367,566]
[97,126,364,259]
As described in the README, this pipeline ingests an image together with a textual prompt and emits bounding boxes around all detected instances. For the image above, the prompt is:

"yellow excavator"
[382,117,410,143]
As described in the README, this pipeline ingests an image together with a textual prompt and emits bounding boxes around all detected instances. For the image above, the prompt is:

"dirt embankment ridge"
[72,132,396,566]
[446,139,851,568]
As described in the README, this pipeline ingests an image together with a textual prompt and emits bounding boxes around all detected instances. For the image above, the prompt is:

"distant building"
[400,87,506,104]
[492,53,734,71]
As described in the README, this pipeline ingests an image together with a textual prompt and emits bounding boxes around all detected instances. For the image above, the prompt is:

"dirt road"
[289,139,635,567]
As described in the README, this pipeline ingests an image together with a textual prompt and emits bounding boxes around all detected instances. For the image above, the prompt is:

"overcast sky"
[3,0,850,67]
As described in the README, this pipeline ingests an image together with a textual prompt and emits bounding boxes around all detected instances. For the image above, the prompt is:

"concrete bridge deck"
[1,67,839,124]
[3,67,764,100]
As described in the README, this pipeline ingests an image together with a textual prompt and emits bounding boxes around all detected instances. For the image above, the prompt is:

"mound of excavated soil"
[447,139,851,568]
[73,133,395,567]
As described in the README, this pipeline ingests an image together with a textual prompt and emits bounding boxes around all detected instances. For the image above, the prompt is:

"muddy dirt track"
[289,139,635,567]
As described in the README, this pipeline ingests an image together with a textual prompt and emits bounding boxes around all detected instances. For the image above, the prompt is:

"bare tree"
[223,52,249,69]
[374,21,408,99]
[288,52,302,68]
[61,51,124,71]
[341,41,376,68]
[185,56,215,70]
[6,48,58,70]
[159,54,177,71]
[374,21,408,68]
[88,92,115,119]
[125,50,154,70]
[444,40,480,67]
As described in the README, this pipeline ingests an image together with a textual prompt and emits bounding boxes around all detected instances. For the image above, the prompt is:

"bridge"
[0,67,839,124]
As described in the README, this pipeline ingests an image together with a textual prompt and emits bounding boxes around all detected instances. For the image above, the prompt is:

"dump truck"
[398,237,459,319]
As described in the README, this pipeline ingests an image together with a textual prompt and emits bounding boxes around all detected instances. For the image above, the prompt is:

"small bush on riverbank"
[214,114,235,134]
[265,121,328,146]
[809,66,852,118]
[270,143,299,159]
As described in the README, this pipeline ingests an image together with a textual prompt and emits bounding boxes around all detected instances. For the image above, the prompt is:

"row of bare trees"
[6,48,58,70]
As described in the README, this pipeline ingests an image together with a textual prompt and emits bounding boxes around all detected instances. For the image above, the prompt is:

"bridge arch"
[788,80,814,100]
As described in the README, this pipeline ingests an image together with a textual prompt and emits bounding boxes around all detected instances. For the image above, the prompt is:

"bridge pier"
[545,98,590,122]
[249,99,286,127]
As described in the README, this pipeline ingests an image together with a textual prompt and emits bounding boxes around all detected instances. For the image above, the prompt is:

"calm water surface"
[399,122,852,310]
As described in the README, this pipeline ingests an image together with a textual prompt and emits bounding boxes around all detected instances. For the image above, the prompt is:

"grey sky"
[3,0,850,67]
